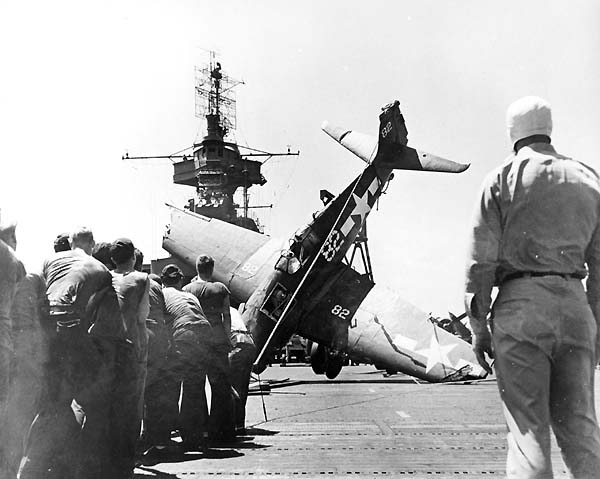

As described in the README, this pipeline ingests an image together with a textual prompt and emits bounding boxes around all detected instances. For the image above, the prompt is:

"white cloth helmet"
[506,96,552,146]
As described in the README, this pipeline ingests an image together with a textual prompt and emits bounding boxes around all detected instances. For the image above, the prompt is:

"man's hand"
[472,327,494,375]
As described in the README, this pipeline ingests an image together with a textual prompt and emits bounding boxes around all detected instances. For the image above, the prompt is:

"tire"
[310,343,327,375]
[325,355,344,379]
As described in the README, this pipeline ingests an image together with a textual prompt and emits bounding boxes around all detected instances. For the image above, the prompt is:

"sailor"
[19,226,113,479]
[3,272,48,476]
[135,252,173,454]
[133,247,145,272]
[184,254,235,442]
[92,241,115,270]
[159,264,212,454]
[108,238,150,477]
[228,307,256,435]
[0,219,26,476]
[53,232,71,253]
[465,96,600,478]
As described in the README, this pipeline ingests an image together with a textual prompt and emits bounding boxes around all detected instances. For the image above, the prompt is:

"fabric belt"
[174,320,211,340]
[501,271,585,284]
[48,306,81,328]
[49,305,77,314]
[179,320,210,329]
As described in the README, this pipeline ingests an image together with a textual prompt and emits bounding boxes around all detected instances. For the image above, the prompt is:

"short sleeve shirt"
[184,280,231,346]
[162,287,210,338]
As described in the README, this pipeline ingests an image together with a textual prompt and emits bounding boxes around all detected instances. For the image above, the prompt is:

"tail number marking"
[332,304,350,320]
[381,121,393,138]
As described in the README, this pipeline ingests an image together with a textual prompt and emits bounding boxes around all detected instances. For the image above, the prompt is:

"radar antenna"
[195,51,244,138]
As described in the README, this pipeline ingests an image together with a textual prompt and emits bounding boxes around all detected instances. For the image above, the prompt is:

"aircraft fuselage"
[162,205,486,382]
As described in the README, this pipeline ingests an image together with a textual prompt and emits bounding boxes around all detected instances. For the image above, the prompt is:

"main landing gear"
[308,341,345,379]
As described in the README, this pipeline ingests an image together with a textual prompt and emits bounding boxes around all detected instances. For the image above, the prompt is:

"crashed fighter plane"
[161,101,487,382]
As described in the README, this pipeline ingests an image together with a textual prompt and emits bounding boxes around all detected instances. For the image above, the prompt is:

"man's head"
[506,96,552,151]
[0,220,17,250]
[195,254,215,280]
[134,248,144,272]
[92,241,114,269]
[161,263,183,287]
[110,238,136,270]
[70,226,95,255]
[54,232,71,252]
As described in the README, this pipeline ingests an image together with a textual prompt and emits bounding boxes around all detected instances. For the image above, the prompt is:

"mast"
[124,52,299,232]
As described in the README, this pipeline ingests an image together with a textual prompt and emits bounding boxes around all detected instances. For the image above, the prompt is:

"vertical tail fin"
[374,101,469,173]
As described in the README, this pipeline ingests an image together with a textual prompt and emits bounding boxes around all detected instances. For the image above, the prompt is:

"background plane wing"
[162,204,272,288]
[345,284,487,381]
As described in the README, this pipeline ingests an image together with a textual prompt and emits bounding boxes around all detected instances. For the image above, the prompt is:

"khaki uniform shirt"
[465,143,600,322]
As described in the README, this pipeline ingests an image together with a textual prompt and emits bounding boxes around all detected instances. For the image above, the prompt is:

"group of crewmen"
[0,225,256,479]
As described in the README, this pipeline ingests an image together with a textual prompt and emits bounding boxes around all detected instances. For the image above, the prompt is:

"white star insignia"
[351,192,371,224]
[415,336,458,373]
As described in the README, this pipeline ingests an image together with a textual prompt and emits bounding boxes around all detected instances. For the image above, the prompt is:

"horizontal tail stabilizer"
[383,146,470,173]
[321,121,377,164]
[322,101,470,173]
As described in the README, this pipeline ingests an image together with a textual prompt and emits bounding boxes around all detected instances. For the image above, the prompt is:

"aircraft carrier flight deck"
[135,364,594,478]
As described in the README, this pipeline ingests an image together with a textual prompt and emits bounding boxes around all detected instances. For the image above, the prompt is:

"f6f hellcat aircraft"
[161,101,487,382]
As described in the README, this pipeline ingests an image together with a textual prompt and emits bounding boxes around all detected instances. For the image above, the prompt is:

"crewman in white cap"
[465,96,600,478]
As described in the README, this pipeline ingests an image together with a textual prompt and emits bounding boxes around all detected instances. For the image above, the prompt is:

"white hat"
[506,96,552,146]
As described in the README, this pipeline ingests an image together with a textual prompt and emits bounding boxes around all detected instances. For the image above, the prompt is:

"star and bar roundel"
[322,168,381,262]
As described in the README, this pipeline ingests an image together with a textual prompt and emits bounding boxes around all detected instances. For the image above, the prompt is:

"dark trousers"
[206,345,235,440]
[18,323,131,479]
[143,324,172,446]
[180,365,208,446]
[163,331,210,448]
[80,338,120,479]
[107,346,142,479]
[18,322,106,479]
[229,342,256,431]
[2,352,44,476]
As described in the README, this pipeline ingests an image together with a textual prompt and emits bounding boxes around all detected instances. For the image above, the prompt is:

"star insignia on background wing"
[415,336,458,373]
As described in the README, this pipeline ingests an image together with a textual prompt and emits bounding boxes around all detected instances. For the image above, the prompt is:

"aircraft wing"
[161,204,275,294]
[349,285,485,381]
[298,277,486,382]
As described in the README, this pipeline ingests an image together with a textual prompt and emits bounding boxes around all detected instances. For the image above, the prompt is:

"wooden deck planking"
[135,365,596,478]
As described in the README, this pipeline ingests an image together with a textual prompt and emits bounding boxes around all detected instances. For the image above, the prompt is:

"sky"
[1,0,599,317]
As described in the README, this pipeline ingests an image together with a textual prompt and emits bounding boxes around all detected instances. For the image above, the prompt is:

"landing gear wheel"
[310,342,327,375]
[325,355,344,379]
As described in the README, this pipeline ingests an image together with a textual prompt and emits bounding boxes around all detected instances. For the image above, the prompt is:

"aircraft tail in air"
[322,101,469,174]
